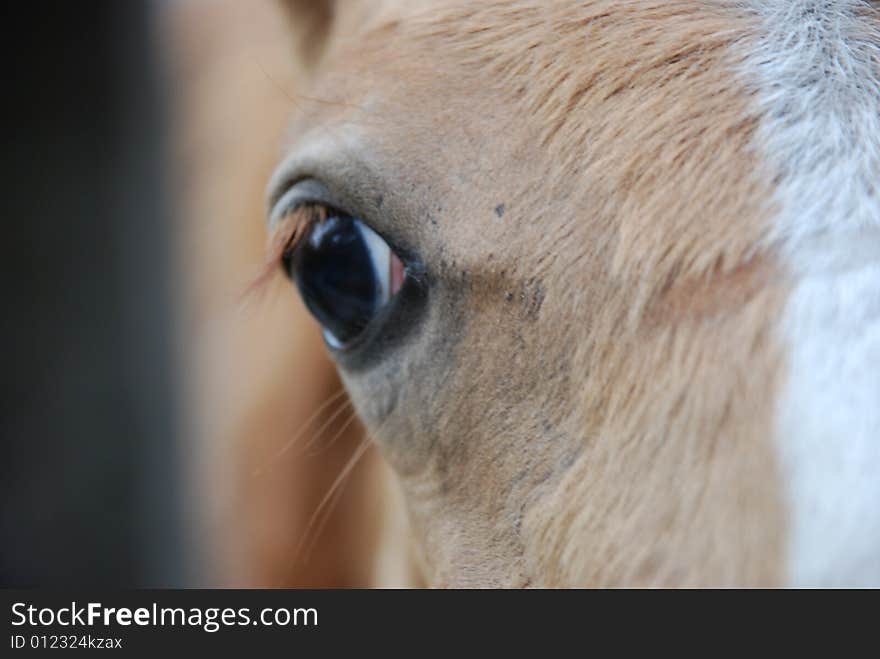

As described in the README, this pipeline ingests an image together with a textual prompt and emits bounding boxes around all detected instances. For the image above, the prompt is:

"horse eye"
[284,211,406,349]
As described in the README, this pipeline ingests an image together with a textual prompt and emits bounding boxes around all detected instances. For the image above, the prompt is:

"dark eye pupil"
[286,213,380,347]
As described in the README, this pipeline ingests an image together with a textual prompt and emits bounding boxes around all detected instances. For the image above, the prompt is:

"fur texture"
[272,0,789,586]
[188,0,880,586]
[738,0,880,585]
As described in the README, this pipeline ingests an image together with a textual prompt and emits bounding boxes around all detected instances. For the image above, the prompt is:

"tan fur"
[267,0,790,586]
[171,0,798,587]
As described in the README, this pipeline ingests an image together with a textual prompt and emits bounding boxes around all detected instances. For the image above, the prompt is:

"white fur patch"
[741,0,880,585]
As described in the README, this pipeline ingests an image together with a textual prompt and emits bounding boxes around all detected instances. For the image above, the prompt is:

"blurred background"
[2,0,413,588]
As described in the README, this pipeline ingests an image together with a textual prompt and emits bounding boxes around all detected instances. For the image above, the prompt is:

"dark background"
[1,2,186,586]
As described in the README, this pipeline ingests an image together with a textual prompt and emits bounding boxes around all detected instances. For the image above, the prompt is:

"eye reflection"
[284,210,406,348]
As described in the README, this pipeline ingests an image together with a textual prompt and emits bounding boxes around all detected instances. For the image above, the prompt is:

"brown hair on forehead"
[332,1,787,585]
[277,0,789,584]
[319,0,776,311]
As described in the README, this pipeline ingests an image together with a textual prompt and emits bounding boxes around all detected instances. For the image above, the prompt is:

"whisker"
[250,55,383,117]
[251,388,350,476]
[273,424,372,588]
[275,393,397,586]
[298,435,373,566]
[251,57,305,112]
[301,473,350,562]
[302,402,360,456]
[292,398,354,459]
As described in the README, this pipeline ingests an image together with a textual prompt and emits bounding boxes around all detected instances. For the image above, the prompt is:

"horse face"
[269,0,880,586]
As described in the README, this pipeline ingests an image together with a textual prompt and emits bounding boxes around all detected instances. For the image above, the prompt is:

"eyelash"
[276,203,328,265]
[265,181,431,299]
[249,202,325,297]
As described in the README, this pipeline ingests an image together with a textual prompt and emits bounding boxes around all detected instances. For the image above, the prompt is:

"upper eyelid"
[266,141,421,261]
[266,131,399,225]
[266,133,370,216]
